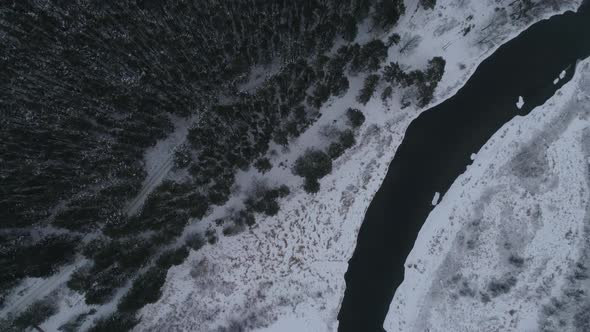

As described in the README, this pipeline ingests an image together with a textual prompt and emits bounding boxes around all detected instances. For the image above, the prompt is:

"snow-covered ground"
[134,1,583,331]
[126,115,196,216]
[385,58,590,332]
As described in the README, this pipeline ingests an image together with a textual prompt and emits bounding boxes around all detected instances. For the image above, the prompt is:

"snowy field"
[133,1,583,331]
[386,58,590,332]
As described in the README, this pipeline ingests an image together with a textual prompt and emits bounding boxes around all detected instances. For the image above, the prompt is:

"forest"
[0,0,444,330]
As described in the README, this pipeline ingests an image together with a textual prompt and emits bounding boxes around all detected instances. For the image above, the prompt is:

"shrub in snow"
[254,157,272,173]
[346,108,365,128]
[293,149,333,193]
[12,296,57,330]
[339,129,356,149]
[293,149,333,181]
[420,0,436,10]
[328,142,345,159]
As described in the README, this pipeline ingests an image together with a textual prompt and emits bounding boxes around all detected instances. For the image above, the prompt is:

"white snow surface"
[385,59,590,332]
[126,115,194,216]
[432,192,441,206]
[134,1,583,331]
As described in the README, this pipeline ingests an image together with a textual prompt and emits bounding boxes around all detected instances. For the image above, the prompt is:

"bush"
[13,297,57,329]
[359,40,388,72]
[118,266,167,312]
[357,74,380,105]
[420,0,436,10]
[382,57,446,107]
[293,149,333,180]
[339,129,356,149]
[185,233,205,251]
[381,86,393,101]
[173,145,192,169]
[245,185,290,217]
[346,108,365,128]
[487,275,517,297]
[293,149,332,193]
[387,33,401,46]
[254,157,272,173]
[88,312,139,332]
[276,184,290,198]
[205,229,217,245]
[351,40,388,72]
[303,177,320,194]
[156,246,189,269]
[341,14,358,41]
[373,0,406,29]
[383,62,409,86]
[328,142,345,159]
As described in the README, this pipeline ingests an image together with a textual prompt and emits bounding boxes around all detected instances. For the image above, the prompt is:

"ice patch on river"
[385,58,590,332]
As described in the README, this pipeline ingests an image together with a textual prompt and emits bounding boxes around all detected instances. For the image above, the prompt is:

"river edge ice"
[386,58,590,332]
[131,1,583,331]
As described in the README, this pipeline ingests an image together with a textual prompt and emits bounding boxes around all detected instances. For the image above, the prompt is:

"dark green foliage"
[382,57,446,107]
[293,149,332,193]
[328,142,345,159]
[0,233,79,304]
[156,247,189,269]
[68,238,156,305]
[239,210,257,227]
[206,229,218,245]
[341,14,359,42]
[109,248,187,322]
[246,185,290,217]
[185,233,205,251]
[381,86,393,101]
[420,0,437,10]
[326,129,356,161]
[361,40,389,72]
[383,62,406,85]
[174,145,193,169]
[339,130,357,149]
[417,56,446,106]
[350,40,388,73]
[346,108,366,128]
[13,297,57,329]
[0,0,408,328]
[254,158,273,173]
[387,33,401,46]
[88,312,139,332]
[293,149,333,181]
[373,0,406,29]
[303,177,321,194]
[310,53,351,108]
[118,266,167,313]
[426,56,446,83]
[357,74,381,104]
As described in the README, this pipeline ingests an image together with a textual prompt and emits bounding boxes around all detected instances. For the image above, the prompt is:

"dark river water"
[338,4,590,332]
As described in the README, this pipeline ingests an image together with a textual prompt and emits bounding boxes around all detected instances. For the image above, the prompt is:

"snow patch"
[431,192,441,206]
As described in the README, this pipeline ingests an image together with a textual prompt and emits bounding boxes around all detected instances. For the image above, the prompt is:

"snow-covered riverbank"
[134,1,582,331]
[386,57,590,332]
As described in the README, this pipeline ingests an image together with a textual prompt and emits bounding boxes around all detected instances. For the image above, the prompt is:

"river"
[338,4,590,331]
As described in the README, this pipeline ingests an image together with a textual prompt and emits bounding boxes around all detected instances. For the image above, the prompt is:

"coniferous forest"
[0,1,444,330]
